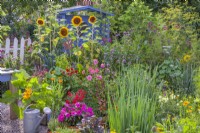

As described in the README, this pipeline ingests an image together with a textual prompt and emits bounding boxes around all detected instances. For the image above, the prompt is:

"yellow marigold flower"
[183,101,190,106]
[188,106,192,109]
[37,18,45,26]
[88,16,97,24]
[183,54,191,63]
[59,27,69,38]
[71,16,83,27]
[74,51,82,56]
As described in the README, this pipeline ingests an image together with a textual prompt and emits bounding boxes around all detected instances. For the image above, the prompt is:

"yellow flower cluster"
[181,54,191,63]
[23,88,32,100]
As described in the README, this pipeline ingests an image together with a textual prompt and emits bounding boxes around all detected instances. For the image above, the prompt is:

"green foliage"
[194,67,200,97]
[161,3,200,60]
[108,65,158,133]
[157,58,182,90]
[55,53,69,69]
[0,4,10,43]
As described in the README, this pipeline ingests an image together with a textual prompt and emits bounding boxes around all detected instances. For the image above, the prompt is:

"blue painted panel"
[0,74,11,82]
[57,6,114,47]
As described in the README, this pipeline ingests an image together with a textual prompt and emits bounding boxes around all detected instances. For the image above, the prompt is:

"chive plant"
[108,65,159,133]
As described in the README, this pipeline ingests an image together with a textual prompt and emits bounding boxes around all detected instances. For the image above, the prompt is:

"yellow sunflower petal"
[88,16,97,24]
[59,27,69,38]
[37,18,45,26]
[71,16,83,27]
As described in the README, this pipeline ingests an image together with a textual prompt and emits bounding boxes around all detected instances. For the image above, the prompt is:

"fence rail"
[0,37,32,64]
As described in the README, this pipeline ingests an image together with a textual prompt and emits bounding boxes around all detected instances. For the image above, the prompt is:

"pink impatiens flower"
[86,75,93,81]
[93,59,98,65]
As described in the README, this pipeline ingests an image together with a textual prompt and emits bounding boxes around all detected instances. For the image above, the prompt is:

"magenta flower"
[65,113,70,118]
[96,75,102,80]
[86,75,92,81]
[75,102,81,108]
[100,63,105,68]
[58,114,65,122]
[71,111,77,116]
[93,59,98,65]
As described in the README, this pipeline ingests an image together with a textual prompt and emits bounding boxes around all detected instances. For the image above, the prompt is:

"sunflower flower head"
[71,16,83,27]
[36,18,45,26]
[59,27,69,38]
[88,16,97,24]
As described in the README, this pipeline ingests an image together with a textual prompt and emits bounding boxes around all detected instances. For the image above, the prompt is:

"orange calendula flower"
[23,88,32,100]
[88,16,97,24]
[71,16,83,27]
[59,27,69,38]
[37,18,45,26]
[183,101,190,106]
[50,78,55,81]
[58,78,63,84]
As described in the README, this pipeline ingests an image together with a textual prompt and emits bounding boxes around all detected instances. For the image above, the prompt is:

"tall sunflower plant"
[32,3,71,69]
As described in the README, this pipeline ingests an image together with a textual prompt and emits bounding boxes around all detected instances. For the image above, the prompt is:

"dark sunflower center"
[38,20,44,25]
[74,18,81,24]
[61,29,68,36]
[90,17,96,23]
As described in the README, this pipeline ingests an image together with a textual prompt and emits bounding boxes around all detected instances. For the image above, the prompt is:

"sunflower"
[71,16,83,27]
[88,16,97,24]
[36,18,45,26]
[183,54,191,63]
[59,27,69,38]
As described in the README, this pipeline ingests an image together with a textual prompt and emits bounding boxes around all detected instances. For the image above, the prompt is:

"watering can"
[23,105,51,133]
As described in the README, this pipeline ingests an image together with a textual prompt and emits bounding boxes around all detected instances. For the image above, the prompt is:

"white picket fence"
[0,37,32,64]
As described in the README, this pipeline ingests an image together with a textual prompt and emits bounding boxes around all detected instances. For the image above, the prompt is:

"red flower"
[66,89,87,104]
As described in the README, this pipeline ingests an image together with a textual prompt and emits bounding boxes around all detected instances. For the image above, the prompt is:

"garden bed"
[0,103,47,133]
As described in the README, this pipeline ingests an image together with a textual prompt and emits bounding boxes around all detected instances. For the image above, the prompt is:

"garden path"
[0,103,47,133]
